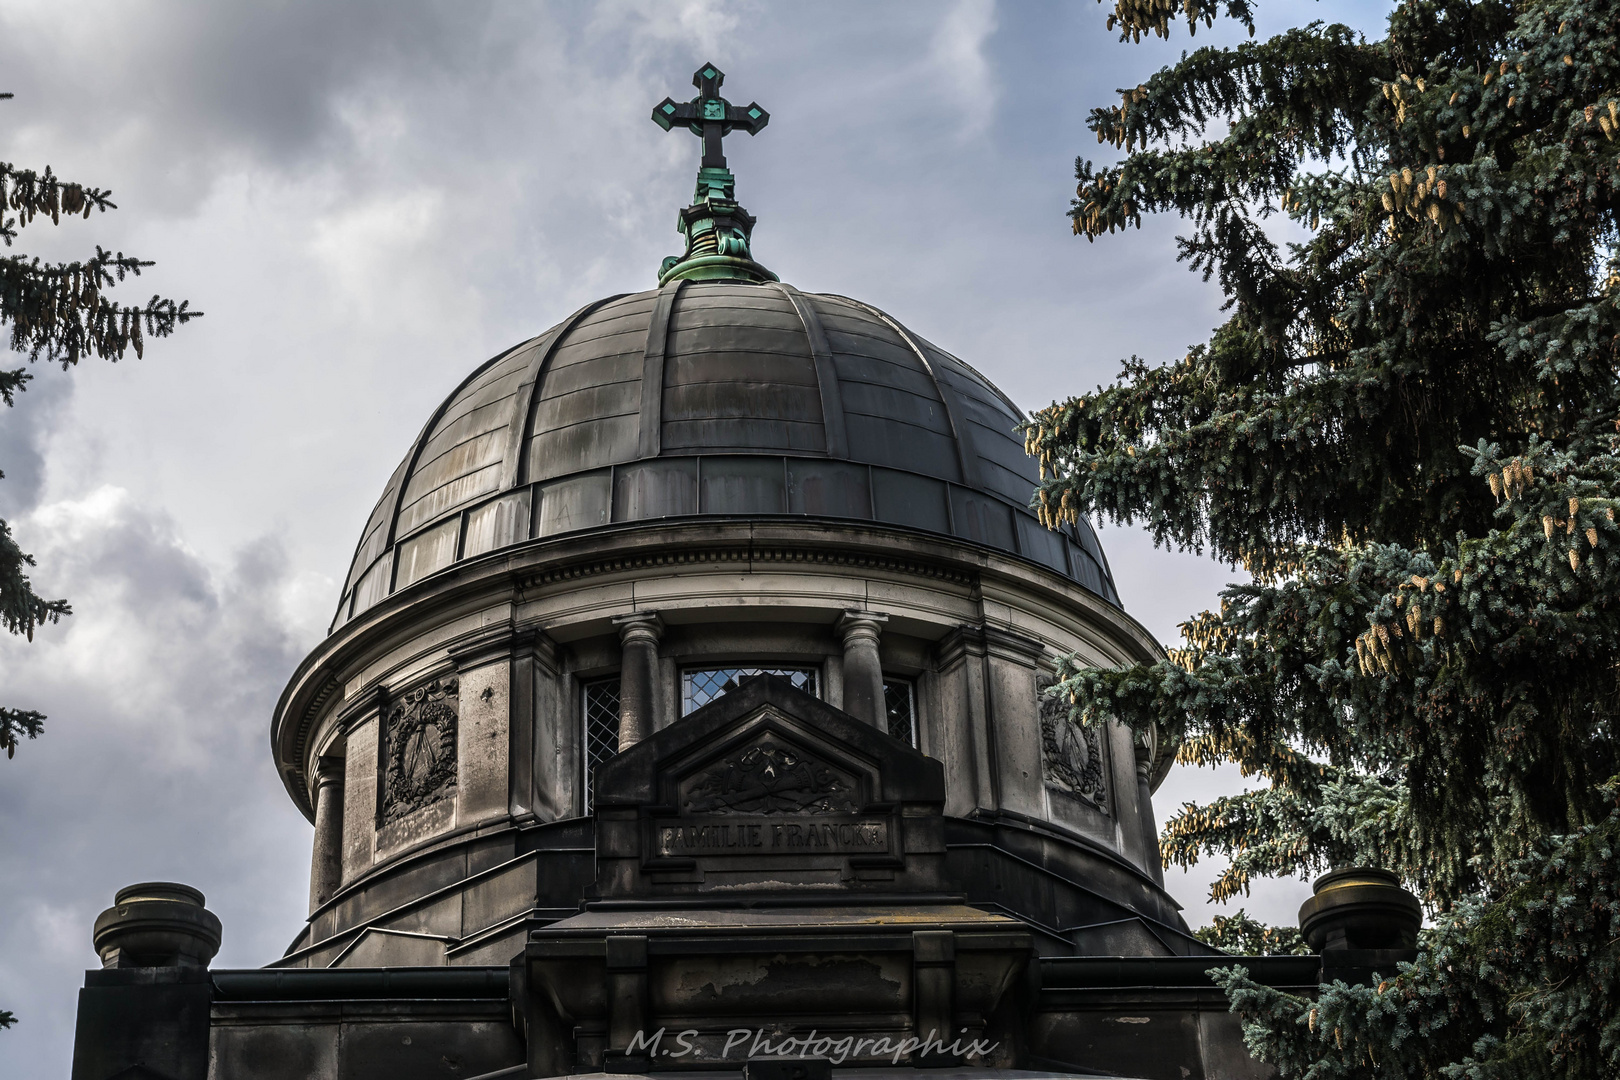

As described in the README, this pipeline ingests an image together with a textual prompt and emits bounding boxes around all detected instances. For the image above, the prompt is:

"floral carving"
[683,740,856,815]
[1038,676,1106,809]
[381,678,459,825]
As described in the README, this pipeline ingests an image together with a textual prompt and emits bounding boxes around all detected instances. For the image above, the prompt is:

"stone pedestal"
[1298,867,1422,985]
[73,882,220,1080]
[1299,867,1422,952]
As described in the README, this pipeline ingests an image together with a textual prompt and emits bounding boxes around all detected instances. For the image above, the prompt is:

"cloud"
[0,487,317,1065]
[928,0,1000,138]
[0,364,73,521]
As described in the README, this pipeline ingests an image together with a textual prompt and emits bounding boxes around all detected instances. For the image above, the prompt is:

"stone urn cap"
[1298,867,1422,953]
[114,881,207,906]
[93,881,222,969]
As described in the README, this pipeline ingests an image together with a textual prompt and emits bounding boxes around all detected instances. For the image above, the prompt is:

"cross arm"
[650,98,769,135]
[725,102,769,135]
[651,98,701,131]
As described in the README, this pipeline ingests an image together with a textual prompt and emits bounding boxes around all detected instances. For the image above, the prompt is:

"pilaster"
[933,626,994,817]
[981,627,1048,820]
[448,625,520,827]
[335,687,386,885]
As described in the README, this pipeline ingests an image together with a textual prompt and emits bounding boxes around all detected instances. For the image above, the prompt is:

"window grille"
[883,678,916,746]
[582,677,621,808]
[682,667,817,716]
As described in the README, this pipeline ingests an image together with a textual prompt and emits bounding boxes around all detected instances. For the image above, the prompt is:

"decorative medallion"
[1038,676,1106,809]
[381,678,459,825]
[683,739,856,815]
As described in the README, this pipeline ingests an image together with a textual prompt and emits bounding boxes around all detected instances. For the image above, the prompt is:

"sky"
[0,1,1389,1073]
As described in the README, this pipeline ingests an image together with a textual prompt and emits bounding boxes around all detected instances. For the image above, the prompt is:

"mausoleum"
[69,64,1418,1080]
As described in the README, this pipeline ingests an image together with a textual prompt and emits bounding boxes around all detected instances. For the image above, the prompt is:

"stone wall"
[273,520,1175,968]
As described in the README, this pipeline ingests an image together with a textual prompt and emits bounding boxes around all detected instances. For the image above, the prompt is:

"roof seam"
[637,280,685,460]
[379,339,543,554]
[500,294,629,492]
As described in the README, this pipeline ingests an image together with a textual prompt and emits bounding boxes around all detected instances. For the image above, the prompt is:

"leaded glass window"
[682,667,817,716]
[582,677,621,807]
[883,678,916,746]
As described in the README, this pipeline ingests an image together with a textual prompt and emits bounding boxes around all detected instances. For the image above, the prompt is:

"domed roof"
[332,280,1118,630]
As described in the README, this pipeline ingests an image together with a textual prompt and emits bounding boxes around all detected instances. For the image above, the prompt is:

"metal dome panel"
[331,280,1118,629]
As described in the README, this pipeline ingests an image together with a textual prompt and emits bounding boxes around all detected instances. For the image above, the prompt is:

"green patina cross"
[651,63,769,170]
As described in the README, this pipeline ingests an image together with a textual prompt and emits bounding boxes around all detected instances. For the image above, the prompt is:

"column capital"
[334,684,387,735]
[836,609,888,644]
[612,611,664,647]
[312,754,346,788]
[1132,723,1160,771]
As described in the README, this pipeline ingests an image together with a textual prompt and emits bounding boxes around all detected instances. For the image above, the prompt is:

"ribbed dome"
[332,280,1117,629]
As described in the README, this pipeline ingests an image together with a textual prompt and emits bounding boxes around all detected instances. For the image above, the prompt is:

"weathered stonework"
[682,739,857,815]
[379,678,459,826]
[1038,674,1108,810]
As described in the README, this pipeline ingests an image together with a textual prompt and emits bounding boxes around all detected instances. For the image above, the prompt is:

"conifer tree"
[1030,1,1619,1074]
[0,93,199,760]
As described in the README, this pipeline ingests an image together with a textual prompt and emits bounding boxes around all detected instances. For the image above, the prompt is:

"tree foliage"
[1195,908,1311,955]
[1031,0,1620,1074]
[0,93,200,759]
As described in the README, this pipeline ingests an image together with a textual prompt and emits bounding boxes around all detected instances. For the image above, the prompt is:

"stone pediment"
[592,675,946,897]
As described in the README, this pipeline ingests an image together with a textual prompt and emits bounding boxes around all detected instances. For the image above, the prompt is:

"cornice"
[446,621,528,672]
[522,539,976,591]
[981,625,1049,664]
[335,685,387,734]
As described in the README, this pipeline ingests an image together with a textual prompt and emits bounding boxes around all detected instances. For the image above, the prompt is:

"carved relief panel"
[657,735,882,861]
[589,677,949,898]
[1037,675,1107,811]
[380,677,459,825]
[681,740,859,816]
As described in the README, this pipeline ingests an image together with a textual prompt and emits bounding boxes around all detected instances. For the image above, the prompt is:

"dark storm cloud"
[0,2,474,179]
[0,490,313,1062]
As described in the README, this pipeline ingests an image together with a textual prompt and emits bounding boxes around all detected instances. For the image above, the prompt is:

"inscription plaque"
[654,815,889,857]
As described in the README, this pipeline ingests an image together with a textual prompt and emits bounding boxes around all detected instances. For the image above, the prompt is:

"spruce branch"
[1040,1,1620,1072]
[0,91,198,759]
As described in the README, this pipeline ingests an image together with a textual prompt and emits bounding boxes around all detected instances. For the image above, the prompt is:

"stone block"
[71,967,212,1080]
[210,1016,340,1080]
[341,720,380,883]
[455,660,511,824]
[462,859,538,939]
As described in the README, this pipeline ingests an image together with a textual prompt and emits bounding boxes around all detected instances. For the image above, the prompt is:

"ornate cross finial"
[651,63,769,170]
[650,63,777,287]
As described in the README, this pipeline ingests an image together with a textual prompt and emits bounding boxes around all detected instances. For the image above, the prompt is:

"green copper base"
[657,253,778,287]
[652,65,776,287]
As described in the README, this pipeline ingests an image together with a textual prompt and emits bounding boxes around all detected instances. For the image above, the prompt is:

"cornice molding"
[447,621,524,672]
[335,685,388,735]
[981,625,1048,664]
[934,624,988,670]
[524,541,976,591]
